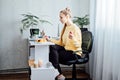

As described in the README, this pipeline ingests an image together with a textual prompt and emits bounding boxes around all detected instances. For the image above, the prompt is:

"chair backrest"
[82,31,93,54]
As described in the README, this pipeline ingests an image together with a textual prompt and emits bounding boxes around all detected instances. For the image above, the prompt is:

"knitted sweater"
[50,24,82,55]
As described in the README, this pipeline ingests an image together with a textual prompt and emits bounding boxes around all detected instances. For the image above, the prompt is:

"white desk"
[28,41,59,80]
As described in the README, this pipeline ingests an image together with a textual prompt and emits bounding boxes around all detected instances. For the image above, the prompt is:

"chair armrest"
[82,50,89,54]
[72,50,82,61]
[73,50,89,60]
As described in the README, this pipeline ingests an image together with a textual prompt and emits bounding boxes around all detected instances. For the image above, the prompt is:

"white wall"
[0,0,89,70]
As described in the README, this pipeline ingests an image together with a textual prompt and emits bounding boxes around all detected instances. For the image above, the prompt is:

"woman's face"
[59,13,68,24]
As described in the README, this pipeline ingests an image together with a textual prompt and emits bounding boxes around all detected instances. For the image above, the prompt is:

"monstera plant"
[20,13,52,38]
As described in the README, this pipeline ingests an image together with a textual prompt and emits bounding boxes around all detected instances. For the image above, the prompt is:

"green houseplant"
[20,13,52,37]
[73,15,90,30]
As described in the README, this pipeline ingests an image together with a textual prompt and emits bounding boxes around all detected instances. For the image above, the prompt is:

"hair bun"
[65,7,71,12]
[60,7,72,18]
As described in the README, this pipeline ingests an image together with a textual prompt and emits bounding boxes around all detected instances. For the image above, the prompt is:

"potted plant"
[20,13,52,38]
[73,15,90,32]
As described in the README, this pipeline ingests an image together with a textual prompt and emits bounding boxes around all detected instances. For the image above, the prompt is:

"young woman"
[46,7,82,80]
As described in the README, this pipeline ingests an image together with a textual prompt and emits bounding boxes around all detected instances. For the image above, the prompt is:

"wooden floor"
[0,68,90,80]
[62,68,90,80]
[0,73,29,80]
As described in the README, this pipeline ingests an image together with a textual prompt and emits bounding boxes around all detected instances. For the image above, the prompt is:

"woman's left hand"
[44,35,51,41]
[69,31,73,39]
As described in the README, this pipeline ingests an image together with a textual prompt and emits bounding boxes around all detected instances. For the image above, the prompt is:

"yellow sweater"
[50,24,82,56]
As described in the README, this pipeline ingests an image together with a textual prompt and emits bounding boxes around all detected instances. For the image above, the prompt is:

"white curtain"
[89,0,120,80]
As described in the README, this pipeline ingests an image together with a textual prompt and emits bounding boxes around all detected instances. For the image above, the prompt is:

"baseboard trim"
[0,68,30,74]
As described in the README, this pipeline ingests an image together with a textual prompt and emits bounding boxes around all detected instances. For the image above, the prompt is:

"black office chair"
[61,31,93,80]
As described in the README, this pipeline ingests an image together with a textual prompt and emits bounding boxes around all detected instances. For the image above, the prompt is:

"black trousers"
[49,45,81,74]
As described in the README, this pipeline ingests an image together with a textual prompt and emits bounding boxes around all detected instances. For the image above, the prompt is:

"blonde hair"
[60,7,72,41]
[60,7,72,18]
